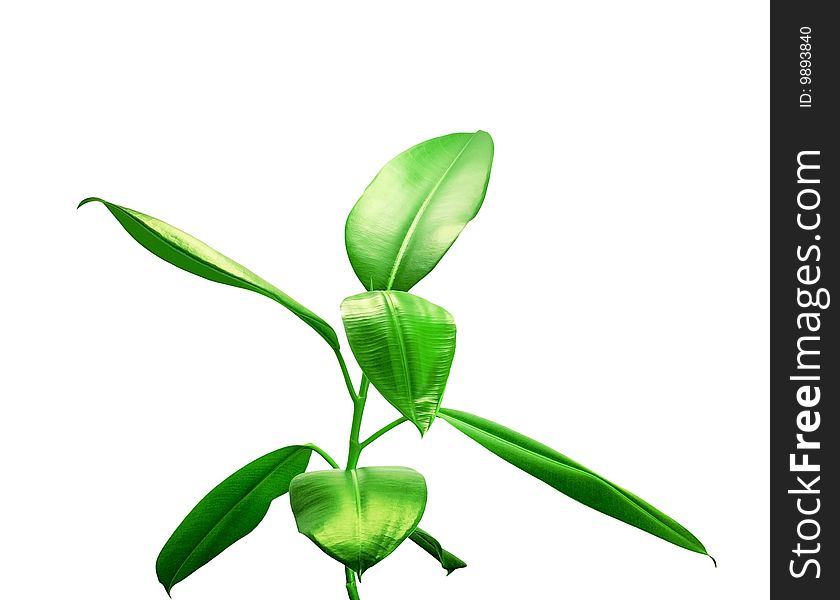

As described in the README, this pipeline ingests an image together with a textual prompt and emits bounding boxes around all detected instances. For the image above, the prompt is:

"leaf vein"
[385,133,478,289]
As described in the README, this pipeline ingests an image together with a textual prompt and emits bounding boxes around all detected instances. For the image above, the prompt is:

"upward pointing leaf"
[345,131,494,291]
[78,198,340,350]
[341,291,456,435]
[156,445,312,595]
[438,408,711,559]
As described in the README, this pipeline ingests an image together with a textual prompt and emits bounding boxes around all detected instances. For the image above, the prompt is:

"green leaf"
[346,131,494,291]
[78,198,340,350]
[156,445,312,595]
[409,528,467,575]
[289,467,427,578]
[341,291,456,435]
[438,408,710,558]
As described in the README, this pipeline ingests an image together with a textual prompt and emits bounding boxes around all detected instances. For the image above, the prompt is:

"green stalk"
[343,375,370,598]
[345,567,361,600]
[346,375,370,470]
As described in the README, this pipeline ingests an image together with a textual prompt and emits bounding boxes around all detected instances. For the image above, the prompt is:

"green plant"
[79,131,712,599]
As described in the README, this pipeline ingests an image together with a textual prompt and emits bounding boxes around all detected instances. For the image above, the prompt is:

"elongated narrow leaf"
[409,528,467,575]
[438,408,710,557]
[78,198,339,350]
[156,446,312,595]
[289,467,427,577]
[346,131,494,291]
[341,291,456,434]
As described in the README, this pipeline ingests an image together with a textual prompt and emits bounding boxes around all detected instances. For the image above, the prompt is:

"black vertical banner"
[771,2,837,597]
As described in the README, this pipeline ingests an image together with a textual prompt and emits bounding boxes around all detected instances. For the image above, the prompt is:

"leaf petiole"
[360,417,409,450]
[345,567,360,600]
[334,349,359,403]
[304,443,340,469]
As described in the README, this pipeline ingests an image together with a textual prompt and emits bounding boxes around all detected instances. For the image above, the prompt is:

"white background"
[1,2,768,599]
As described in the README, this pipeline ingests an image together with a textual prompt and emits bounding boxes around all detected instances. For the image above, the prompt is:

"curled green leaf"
[78,198,339,350]
[345,131,494,291]
[438,408,710,558]
[156,445,312,595]
[409,528,467,575]
[341,291,456,435]
[289,467,427,577]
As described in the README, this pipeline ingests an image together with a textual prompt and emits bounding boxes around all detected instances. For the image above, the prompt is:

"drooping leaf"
[78,198,339,350]
[156,445,312,595]
[289,467,427,577]
[438,408,710,557]
[409,528,467,575]
[345,131,494,292]
[341,291,456,435]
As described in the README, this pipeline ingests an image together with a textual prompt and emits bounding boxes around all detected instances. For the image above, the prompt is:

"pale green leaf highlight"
[346,131,494,291]
[156,445,312,594]
[78,198,339,350]
[438,408,710,557]
[289,467,427,577]
[341,291,456,435]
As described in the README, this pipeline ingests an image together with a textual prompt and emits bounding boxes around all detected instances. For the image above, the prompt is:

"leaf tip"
[708,554,717,568]
[474,130,494,146]
[444,557,467,575]
[77,197,104,210]
[416,421,431,438]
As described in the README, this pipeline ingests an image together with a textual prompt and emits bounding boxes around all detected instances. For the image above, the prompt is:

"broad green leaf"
[438,408,710,558]
[156,445,312,595]
[78,198,340,350]
[346,131,494,291]
[289,467,427,577]
[341,291,456,435]
[409,528,467,575]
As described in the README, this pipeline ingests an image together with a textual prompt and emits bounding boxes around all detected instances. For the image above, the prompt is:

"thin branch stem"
[304,443,340,469]
[334,349,359,403]
[345,567,360,600]
[360,417,408,449]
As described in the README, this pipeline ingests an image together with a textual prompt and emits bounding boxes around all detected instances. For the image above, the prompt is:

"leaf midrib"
[382,292,415,423]
[385,134,478,289]
[349,469,363,574]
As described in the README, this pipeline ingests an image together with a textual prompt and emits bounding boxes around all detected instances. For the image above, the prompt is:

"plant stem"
[345,567,361,600]
[360,417,408,449]
[304,443,340,469]
[345,375,369,470]
[334,349,359,403]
